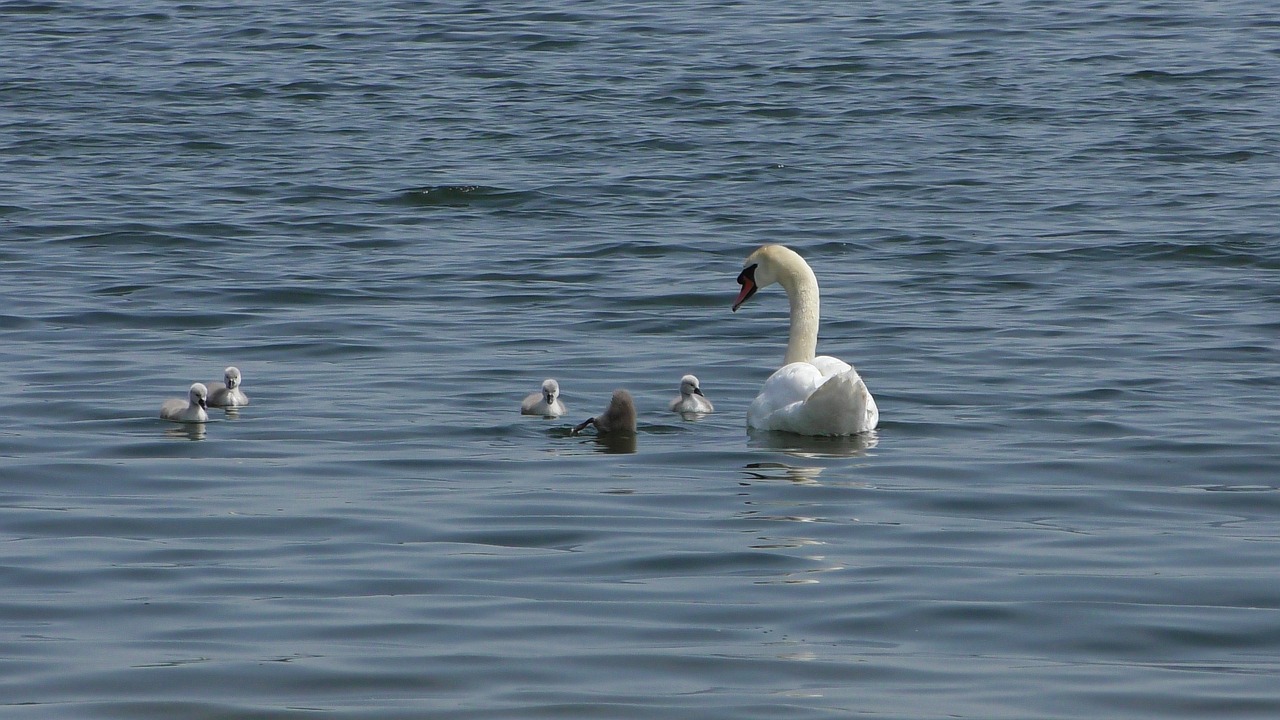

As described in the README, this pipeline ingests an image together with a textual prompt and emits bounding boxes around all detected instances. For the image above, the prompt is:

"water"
[3,1,1280,717]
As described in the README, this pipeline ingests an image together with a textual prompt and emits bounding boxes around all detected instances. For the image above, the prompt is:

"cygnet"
[521,378,567,417]
[208,366,249,407]
[669,374,713,414]
[573,389,637,435]
[161,383,209,423]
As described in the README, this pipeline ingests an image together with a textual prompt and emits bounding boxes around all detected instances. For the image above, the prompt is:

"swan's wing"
[748,362,823,428]
[749,362,878,436]
[792,371,876,435]
[811,355,852,378]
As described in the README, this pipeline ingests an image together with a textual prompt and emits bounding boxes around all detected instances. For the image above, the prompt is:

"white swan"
[732,245,878,436]
[521,378,567,417]
[669,374,714,414]
[161,383,209,423]
[208,366,249,408]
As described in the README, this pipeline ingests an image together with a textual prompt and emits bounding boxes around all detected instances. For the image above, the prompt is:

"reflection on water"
[746,429,878,458]
[591,433,637,455]
[742,461,825,485]
[163,422,206,441]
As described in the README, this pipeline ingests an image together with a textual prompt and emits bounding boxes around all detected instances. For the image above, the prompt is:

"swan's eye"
[737,264,757,286]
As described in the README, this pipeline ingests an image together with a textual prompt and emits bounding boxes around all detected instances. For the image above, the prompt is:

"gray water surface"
[3,1,1280,718]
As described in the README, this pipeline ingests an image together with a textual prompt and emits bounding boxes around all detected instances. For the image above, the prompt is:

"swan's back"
[747,359,877,436]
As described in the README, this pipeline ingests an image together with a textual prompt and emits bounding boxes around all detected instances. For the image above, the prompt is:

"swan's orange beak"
[732,264,758,312]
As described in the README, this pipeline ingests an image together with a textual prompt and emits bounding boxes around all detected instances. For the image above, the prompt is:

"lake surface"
[3,1,1280,717]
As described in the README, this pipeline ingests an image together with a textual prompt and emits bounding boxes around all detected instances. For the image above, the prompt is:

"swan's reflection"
[747,428,877,458]
[742,461,825,485]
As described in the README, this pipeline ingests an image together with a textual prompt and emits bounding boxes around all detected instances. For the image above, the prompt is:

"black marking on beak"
[732,263,758,312]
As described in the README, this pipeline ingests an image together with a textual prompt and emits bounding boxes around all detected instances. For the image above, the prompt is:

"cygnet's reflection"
[590,432,637,455]
[164,423,207,441]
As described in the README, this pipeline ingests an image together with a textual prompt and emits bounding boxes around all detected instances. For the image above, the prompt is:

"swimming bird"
[160,382,209,423]
[572,389,637,435]
[669,374,714,414]
[732,244,878,436]
[521,378,567,417]
[208,366,249,407]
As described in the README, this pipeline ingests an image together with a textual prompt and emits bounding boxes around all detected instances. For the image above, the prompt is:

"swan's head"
[680,374,704,397]
[223,366,241,390]
[189,382,209,410]
[733,244,801,311]
[541,378,560,404]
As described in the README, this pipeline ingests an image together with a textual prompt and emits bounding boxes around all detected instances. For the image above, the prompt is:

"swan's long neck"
[779,259,819,365]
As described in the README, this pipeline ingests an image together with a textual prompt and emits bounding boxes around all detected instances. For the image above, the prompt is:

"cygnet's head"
[190,382,209,410]
[541,378,560,404]
[223,366,242,390]
[596,389,637,434]
[680,374,704,398]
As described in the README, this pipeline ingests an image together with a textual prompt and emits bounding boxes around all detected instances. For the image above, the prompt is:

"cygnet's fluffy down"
[669,374,714,414]
[521,378,566,417]
[208,366,249,407]
[573,389,637,435]
[161,383,209,423]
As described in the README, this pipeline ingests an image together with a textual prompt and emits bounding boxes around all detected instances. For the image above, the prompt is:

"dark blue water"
[3,1,1280,718]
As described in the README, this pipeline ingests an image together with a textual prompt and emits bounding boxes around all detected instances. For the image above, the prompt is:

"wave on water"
[1026,235,1280,268]
[391,185,542,209]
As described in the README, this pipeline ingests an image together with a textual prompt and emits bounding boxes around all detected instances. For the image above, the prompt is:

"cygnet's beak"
[732,264,758,312]
[694,387,705,396]
[199,397,208,410]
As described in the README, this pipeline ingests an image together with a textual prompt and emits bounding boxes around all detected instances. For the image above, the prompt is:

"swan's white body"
[161,383,209,423]
[521,378,567,417]
[733,245,878,436]
[208,366,249,407]
[669,374,714,414]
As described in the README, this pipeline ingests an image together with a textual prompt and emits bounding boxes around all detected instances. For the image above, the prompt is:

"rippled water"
[4,1,1280,718]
